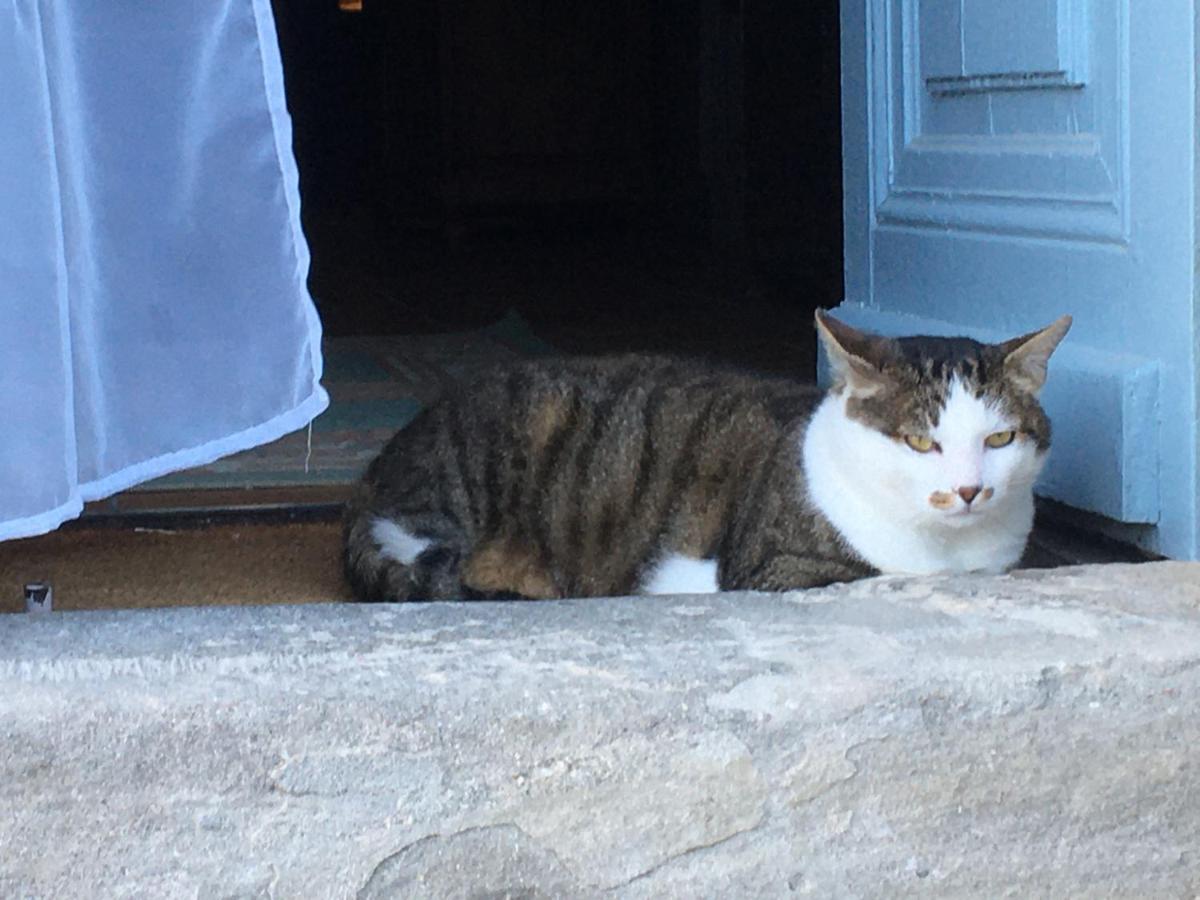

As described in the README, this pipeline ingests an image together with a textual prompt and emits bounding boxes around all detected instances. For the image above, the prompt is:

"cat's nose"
[957,485,982,505]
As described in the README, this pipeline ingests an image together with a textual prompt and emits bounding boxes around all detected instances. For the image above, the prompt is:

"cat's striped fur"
[344,354,866,600]
[343,312,1070,601]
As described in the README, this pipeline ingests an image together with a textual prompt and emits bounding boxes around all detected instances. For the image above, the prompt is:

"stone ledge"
[2,562,1198,897]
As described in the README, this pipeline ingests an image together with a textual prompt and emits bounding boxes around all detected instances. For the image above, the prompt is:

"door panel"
[880,0,1122,242]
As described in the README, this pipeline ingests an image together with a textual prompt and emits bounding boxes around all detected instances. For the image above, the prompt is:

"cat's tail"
[342,506,409,602]
[342,497,462,602]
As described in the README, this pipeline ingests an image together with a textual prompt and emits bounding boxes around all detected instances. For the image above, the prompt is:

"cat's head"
[815,311,1071,528]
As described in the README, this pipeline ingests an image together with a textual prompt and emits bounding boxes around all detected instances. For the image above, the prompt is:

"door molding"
[872,0,1129,244]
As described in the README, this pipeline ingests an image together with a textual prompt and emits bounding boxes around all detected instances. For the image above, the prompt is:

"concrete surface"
[1,562,1198,898]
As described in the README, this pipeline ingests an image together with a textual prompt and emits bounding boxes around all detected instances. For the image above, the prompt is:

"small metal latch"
[24,582,52,613]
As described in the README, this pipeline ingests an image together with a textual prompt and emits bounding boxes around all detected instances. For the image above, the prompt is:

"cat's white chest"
[801,396,1036,576]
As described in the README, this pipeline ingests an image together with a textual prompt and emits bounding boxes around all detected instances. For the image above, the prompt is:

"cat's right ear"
[814,311,893,396]
[997,315,1072,394]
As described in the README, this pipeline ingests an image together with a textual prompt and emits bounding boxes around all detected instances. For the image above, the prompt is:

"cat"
[342,311,1071,601]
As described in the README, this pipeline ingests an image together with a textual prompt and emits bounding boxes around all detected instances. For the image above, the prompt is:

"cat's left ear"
[998,315,1072,393]
[815,310,895,396]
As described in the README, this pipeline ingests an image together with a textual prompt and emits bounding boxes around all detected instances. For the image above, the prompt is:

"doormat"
[135,311,554,492]
[0,520,348,614]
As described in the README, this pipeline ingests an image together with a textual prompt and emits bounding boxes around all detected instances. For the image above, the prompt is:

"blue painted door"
[837,0,1199,559]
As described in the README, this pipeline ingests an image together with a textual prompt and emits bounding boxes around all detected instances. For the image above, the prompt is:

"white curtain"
[0,0,328,541]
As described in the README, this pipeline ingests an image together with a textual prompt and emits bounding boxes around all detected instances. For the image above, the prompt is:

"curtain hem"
[79,386,330,503]
[0,497,86,546]
[0,386,329,543]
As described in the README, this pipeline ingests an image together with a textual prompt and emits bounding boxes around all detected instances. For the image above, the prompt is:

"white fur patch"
[929,377,1006,494]
[802,377,1048,576]
[640,555,720,595]
[370,517,431,565]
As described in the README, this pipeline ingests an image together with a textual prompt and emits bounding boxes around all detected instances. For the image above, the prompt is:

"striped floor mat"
[138,311,553,491]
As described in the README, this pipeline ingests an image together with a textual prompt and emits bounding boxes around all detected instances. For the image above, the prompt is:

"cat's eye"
[985,430,1016,449]
[903,434,937,453]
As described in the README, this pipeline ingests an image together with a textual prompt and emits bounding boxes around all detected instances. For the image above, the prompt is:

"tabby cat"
[343,311,1071,601]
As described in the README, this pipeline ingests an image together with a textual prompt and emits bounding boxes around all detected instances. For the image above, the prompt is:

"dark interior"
[270,0,844,375]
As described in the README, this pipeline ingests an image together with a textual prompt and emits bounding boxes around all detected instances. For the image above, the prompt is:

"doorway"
[274,0,844,370]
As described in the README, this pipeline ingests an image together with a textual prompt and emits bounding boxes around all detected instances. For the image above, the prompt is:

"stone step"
[1,562,1198,897]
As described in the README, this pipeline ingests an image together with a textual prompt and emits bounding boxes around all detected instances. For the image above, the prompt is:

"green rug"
[140,311,554,490]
